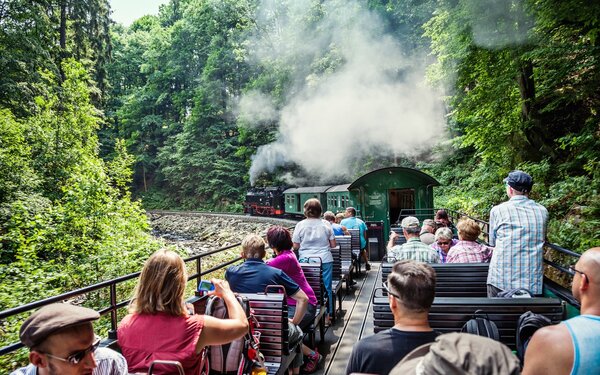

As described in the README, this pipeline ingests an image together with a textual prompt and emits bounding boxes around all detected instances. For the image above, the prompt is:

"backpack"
[461,310,501,341]
[497,288,533,298]
[516,311,552,364]
[205,295,265,375]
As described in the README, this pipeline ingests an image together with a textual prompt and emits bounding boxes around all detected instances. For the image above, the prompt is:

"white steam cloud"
[242,0,446,185]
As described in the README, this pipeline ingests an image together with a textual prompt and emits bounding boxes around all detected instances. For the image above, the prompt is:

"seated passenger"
[446,218,493,263]
[265,226,322,372]
[430,227,457,263]
[434,209,452,228]
[391,332,520,374]
[118,249,248,375]
[324,211,348,235]
[12,303,127,375]
[226,234,308,374]
[387,217,440,263]
[346,260,439,374]
[419,219,436,245]
[522,247,600,375]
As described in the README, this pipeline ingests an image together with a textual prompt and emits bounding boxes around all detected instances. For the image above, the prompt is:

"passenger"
[292,199,336,326]
[12,303,127,375]
[447,218,493,263]
[387,217,440,263]
[265,226,322,372]
[419,219,436,245]
[434,209,452,228]
[227,234,308,375]
[522,247,600,375]
[118,249,248,375]
[323,211,348,235]
[488,170,548,297]
[340,207,372,271]
[335,212,345,224]
[430,227,457,263]
[345,260,439,374]
[390,332,520,374]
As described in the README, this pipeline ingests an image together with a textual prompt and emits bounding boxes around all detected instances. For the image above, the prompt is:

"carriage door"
[388,189,415,225]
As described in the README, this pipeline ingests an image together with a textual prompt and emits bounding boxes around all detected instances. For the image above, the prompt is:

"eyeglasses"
[437,241,451,245]
[43,337,100,365]
[569,265,588,282]
[383,281,402,300]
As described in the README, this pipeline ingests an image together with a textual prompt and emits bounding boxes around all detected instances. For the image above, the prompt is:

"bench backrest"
[330,245,342,280]
[372,296,566,349]
[335,235,353,272]
[300,262,325,307]
[347,229,361,254]
[239,293,289,364]
[381,262,489,297]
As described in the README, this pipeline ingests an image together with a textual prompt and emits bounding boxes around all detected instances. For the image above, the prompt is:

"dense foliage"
[1,0,599,369]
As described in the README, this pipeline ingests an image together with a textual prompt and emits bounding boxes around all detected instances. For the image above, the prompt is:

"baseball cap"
[20,303,100,347]
[503,170,533,193]
[390,332,520,375]
[401,216,420,228]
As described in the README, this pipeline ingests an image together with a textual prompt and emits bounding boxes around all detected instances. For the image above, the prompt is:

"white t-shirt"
[292,218,334,263]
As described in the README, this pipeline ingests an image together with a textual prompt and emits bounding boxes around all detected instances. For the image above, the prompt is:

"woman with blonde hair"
[118,249,248,375]
[447,219,493,263]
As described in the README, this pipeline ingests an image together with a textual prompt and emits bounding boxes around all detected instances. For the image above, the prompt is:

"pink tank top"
[118,312,205,375]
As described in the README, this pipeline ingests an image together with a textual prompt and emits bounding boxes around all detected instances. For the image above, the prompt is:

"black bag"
[497,288,533,298]
[516,311,552,363]
[461,310,501,341]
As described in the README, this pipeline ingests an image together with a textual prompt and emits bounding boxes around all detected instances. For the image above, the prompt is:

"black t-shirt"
[346,328,439,375]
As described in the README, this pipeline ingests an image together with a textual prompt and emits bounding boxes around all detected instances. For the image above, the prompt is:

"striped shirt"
[447,240,493,263]
[487,195,548,294]
[10,347,128,375]
[388,237,440,263]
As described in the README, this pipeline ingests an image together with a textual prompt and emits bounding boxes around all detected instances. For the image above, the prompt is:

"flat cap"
[391,332,520,375]
[20,303,99,347]
[401,216,420,228]
[503,170,533,193]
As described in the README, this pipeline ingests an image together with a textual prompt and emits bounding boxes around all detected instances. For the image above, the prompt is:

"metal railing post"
[109,283,118,339]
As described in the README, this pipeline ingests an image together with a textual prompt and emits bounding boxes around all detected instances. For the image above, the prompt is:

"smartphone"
[198,280,215,292]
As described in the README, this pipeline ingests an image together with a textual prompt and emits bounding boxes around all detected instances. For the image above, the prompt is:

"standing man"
[522,247,600,374]
[341,207,371,271]
[345,260,439,374]
[11,303,127,375]
[387,217,440,263]
[487,170,548,296]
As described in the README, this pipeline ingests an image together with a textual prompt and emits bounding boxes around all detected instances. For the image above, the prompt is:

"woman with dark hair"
[266,226,322,372]
[118,249,248,375]
[292,198,336,326]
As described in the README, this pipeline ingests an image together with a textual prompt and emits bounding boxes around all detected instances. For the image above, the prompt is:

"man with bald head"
[522,247,600,375]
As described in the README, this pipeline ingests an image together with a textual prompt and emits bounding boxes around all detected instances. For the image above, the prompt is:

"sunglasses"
[43,337,100,365]
[383,281,402,300]
[437,241,451,245]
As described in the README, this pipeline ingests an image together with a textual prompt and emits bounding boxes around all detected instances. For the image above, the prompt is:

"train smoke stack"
[241,0,446,185]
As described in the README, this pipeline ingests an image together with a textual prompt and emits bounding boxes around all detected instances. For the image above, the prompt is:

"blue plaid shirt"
[488,195,548,294]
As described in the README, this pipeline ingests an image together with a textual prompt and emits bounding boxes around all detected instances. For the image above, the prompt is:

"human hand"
[208,278,234,298]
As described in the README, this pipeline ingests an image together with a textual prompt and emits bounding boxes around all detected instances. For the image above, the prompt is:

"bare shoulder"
[522,323,573,375]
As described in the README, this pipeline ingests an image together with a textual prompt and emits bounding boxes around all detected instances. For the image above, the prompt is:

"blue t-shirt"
[563,315,600,375]
[225,258,300,297]
[332,223,345,236]
[340,216,367,249]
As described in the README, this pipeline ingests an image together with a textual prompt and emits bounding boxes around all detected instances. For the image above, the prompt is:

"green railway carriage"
[346,167,439,241]
[325,184,355,214]
[283,186,331,216]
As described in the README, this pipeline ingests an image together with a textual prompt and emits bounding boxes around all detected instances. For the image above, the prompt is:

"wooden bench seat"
[381,262,489,297]
[239,292,295,375]
[300,262,327,347]
[372,295,566,349]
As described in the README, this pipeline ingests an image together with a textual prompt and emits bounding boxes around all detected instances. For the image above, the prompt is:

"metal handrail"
[0,223,294,356]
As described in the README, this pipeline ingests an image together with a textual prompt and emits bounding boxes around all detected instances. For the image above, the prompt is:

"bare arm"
[195,279,249,352]
[289,289,308,326]
[522,325,573,375]
[387,232,398,251]
[329,238,336,248]
[293,242,300,251]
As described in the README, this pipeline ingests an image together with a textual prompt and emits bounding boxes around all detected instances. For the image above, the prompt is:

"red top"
[118,312,205,375]
[267,249,318,306]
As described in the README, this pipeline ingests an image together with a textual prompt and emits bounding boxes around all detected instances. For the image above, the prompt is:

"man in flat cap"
[11,303,127,375]
[387,216,440,263]
[487,170,548,296]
